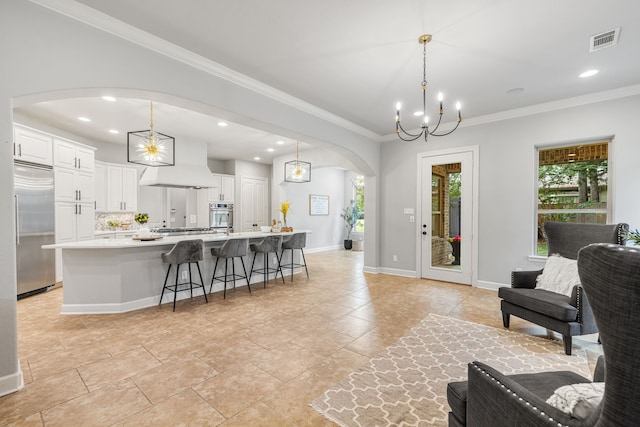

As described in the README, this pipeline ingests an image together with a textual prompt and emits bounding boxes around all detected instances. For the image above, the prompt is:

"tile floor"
[3,250,599,426]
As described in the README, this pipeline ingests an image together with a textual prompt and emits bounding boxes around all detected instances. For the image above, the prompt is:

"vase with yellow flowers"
[279,201,293,232]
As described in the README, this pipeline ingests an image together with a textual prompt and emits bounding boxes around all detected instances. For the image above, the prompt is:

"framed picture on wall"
[309,194,329,215]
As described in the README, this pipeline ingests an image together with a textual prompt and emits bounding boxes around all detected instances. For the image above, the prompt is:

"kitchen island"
[43,230,310,314]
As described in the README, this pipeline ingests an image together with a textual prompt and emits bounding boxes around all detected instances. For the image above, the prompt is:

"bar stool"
[249,235,285,288]
[209,238,251,298]
[159,239,207,311]
[280,232,309,282]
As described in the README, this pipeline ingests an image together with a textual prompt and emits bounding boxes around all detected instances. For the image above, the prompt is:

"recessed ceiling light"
[217,121,228,127]
[253,156,261,161]
[108,129,119,134]
[102,96,116,102]
[78,117,91,122]
[276,140,284,145]
[579,69,599,78]
[413,111,423,116]
[267,148,275,152]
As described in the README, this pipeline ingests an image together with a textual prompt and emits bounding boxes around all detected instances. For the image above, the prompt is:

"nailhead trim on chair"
[470,362,568,427]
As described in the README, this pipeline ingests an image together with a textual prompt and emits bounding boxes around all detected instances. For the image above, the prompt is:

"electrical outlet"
[393,255,398,262]
[190,214,197,223]
[409,215,415,223]
[181,270,188,280]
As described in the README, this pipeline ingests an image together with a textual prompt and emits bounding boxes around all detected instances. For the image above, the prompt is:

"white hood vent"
[138,139,215,188]
[139,164,215,188]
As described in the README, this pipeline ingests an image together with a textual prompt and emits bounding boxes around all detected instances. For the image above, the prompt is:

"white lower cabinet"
[54,201,95,281]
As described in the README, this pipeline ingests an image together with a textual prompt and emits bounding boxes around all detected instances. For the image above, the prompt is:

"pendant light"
[284,141,311,183]
[127,101,175,166]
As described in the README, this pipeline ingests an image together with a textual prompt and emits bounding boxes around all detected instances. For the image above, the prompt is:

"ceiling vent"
[589,27,620,52]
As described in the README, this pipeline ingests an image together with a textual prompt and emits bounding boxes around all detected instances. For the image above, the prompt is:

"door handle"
[79,204,82,215]
[18,143,22,157]
[78,158,81,169]
[79,190,81,200]
[75,204,78,215]
[15,195,19,245]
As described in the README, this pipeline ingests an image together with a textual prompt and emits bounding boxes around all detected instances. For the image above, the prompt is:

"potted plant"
[447,235,461,265]
[341,201,360,250]
[627,229,640,246]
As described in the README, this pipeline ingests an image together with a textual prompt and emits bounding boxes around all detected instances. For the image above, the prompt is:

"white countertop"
[43,230,310,250]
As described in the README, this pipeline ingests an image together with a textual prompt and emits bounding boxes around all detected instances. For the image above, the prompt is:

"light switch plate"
[403,208,414,215]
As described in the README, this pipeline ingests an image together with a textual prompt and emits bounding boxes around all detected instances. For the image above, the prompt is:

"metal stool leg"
[160,264,172,305]
[300,248,309,278]
[209,257,220,294]
[173,263,180,311]
[240,256,251,293]
[196,262,208,303]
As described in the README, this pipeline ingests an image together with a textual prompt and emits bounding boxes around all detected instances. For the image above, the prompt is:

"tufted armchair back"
[577,243,640,425]
[544,222,628,260]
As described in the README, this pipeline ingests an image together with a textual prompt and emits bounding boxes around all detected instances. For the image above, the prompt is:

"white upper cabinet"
[106,164,138,212]
[94,161,107,211]
[53,138,95,173]
[208,174,235,202]
[13,125,53,166]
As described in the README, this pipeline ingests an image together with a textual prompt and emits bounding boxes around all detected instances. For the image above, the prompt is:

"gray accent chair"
[448,243,640,426]
[160,239,207,311]
[209,238,251,298]
[499,222,628,355]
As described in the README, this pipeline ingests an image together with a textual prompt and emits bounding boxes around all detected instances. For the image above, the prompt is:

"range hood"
[139,164,215,188]
[138,139,215,188]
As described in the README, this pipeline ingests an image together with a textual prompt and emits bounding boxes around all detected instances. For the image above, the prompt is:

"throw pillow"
[546,382,605,419]
[536,254,580,297]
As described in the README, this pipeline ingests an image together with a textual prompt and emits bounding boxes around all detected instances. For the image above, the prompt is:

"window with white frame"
[536,141,609,255]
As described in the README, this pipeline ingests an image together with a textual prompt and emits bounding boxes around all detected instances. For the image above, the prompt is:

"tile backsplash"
[95,212,135,231]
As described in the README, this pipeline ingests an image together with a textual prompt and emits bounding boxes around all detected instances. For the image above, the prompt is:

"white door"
[419,148,476,285]
[240,176,269,231]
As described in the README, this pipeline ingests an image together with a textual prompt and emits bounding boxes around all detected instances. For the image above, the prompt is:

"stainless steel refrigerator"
[14,161,56,297]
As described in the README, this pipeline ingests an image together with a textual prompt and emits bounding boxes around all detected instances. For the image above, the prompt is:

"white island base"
[46,231,308,314]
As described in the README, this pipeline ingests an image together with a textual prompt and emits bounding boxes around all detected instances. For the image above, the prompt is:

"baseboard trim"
[378,267,417,278]
[0,368,23,398]
[305,245,342,253]
[362,266,380,274]
[476,280,505,291]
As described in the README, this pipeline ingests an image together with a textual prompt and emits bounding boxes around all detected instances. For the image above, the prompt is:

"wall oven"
[209,202,233,231]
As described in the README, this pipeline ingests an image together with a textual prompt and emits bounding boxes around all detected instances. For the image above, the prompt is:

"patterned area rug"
[311,314,590,427]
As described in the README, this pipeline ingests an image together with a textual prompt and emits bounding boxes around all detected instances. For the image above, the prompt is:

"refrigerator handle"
[15,195,19,245]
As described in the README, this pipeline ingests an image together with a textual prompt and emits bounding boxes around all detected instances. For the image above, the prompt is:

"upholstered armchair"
[448,243,640,426]
[499,222,628,355]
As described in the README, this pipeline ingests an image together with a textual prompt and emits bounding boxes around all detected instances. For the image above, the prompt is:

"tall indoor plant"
[341,201,360,250]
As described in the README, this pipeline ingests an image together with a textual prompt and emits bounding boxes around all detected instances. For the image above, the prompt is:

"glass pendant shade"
[127,101,175,167]
[127,130,175,166]
[284,159,311,183]
[284,141,311,182]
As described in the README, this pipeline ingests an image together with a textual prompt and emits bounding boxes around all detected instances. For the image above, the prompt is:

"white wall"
[379,94,640,286]
[276,167,346,251]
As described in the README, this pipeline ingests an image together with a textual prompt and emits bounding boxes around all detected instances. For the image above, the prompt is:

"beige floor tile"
[0,369,87,424]
[41,379,151,426]
[113,388,225,427]
[193,364,282,418]
[3,249,600,426]
[77,346,162,391]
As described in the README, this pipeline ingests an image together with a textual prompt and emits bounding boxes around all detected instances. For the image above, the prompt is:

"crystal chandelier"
[284,141,311,183]
[127,101,175,166]
[395,34,462,142]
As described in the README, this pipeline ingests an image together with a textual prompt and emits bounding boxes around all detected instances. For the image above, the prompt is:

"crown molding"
[381,84,640,142]
[27,0,381,141]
